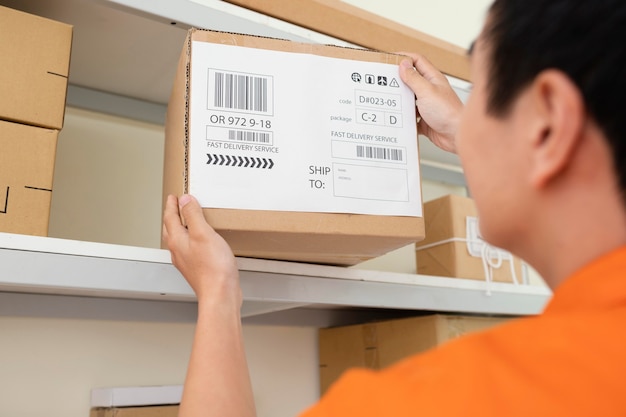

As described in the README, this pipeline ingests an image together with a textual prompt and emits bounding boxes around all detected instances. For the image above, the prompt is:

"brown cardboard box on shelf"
[90,405,179,417]
[0,120,58,236]
[319,313,511,394]
[163,28,425,266]
[415,194,524,282]
[0,5,72,130]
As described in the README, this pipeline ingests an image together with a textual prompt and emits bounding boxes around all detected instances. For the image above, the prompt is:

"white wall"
[0,317,318,417]
[341,0,492,49]
[48,107,164,248]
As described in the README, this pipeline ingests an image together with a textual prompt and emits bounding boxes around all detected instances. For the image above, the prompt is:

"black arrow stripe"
[206,154,275,169]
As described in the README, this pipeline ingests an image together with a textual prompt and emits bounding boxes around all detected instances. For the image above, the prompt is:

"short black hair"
[482,0,626,195]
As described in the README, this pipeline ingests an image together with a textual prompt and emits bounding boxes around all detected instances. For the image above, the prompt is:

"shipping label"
[189,41,422,216]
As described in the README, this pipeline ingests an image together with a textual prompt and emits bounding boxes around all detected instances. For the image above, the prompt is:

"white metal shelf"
[0,232,551,325]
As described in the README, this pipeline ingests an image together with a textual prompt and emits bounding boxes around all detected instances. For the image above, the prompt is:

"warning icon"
[390,78,400,87]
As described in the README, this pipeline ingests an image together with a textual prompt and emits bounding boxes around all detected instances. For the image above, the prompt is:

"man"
[162,0,626,415]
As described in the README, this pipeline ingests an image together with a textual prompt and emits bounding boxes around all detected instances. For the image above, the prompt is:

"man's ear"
[528,69,585,188]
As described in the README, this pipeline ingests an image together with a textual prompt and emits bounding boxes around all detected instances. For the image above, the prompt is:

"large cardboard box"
[163,29,425,266]
[319,313,510,394]
[0,5,72,130]
[90,406,179,417]
[0,120,58,236]
[415,194,524,282]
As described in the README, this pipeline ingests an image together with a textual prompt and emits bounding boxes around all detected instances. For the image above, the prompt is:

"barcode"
[356,145,404,161]
[214,71,269,113]
[228,130,271,143]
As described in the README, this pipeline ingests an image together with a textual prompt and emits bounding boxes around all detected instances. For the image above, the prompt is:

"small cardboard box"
[90,406,179,417]
[0,5,72,129]
[319,313,510,393]
[0,120,58,236]
[415,194,524,282]
[163,29,425,266]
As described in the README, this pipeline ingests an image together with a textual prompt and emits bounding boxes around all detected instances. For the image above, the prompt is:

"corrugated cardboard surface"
[0,5,72,129]
[415,194,523,282]
[319,314,509,394]
[90,405,179,417]
[163,28,425,266]
[0,120,58,236]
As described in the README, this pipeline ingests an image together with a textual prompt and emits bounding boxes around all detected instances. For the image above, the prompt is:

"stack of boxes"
[0,6,72,236]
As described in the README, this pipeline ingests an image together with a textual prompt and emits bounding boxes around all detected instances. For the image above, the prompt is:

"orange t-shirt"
[301,246,626,417]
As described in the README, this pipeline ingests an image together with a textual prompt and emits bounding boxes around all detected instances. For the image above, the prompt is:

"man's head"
[482,0,626,195]
[456,0,626,281]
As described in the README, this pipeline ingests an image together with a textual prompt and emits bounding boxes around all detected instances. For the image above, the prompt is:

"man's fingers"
[398,52,448,86]
[399,58,429,95]
[178,194,212,236]
[163,195,190,257]
[412,54,448,84]
[401,52,446,83]
[162,223,169,242]
[163,194,186,236]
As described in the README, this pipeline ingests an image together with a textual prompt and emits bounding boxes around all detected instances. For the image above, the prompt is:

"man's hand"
[399,52,464,154]
[162,194,240,305]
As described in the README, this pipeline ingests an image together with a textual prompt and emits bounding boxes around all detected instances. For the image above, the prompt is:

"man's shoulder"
[384,309,626,402]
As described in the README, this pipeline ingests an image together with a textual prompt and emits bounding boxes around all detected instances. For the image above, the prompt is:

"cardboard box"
[0,5,72,129]
[90,406,179,417]
[0,119,58,236]
[415,194,524,282]
[319,313,510,393]
[163,29,425,266]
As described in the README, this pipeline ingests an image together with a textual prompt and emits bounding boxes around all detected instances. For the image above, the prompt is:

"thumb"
[399,58,429,97]
[178,194,209,233]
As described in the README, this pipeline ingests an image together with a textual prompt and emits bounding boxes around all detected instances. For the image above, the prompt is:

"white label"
[189,41,422,216]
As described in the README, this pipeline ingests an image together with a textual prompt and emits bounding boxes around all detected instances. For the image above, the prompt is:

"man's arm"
[162,194,256,417]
